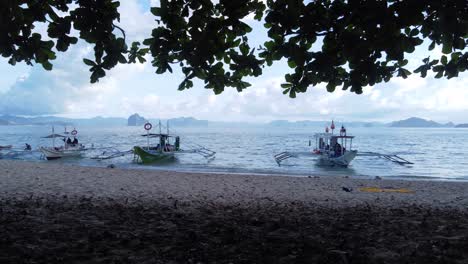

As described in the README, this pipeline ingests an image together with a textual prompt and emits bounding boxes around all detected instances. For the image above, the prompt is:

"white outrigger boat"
[39,127,85,160]
[312,132,357,166]
[275,121,413,167]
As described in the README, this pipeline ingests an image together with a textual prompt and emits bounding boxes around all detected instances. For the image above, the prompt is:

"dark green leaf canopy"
[1,0,467,96]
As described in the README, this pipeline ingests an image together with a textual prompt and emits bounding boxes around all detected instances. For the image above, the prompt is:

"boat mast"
[52,126,55,147]
[146,124,150,149]
[159,120,163,153]
[167,120,170,146]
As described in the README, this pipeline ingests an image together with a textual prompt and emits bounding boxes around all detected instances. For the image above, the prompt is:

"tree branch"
[113,24,126,41]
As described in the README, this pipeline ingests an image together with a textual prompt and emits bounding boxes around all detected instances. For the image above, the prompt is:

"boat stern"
[336,150,358,166]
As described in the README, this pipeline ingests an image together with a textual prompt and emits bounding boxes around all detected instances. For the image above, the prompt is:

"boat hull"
[0,145,12,150]
[39,147,82,160]
[133,146,175,164]
[317,150,358,167]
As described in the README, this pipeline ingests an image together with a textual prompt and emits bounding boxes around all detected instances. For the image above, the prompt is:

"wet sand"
[1,160,468,263]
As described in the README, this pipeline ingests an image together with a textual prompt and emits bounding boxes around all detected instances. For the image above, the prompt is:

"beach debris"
[342,187,353,192]
[327,249,349,264]
[359,187,414,193]
[107,164,116,169]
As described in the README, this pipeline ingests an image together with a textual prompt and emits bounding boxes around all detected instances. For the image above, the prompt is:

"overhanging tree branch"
[0,0,466,96]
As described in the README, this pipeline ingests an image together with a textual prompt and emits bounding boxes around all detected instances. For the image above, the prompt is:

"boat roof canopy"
[43,134,66,138]
[314,133,354,139]
[141,133,173,138]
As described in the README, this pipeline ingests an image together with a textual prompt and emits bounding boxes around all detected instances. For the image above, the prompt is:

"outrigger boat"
[90,121,215,164]
[0,145,12,150]
[39,127,85,160]
[312,132,358,166]
[133,121,179,164]
[0,143,37,160]
[129,121,216,165]
[131,121,215,164]
[274,121,413,167]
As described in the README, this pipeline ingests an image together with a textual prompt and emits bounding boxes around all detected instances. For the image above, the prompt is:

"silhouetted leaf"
[83,59,96,66]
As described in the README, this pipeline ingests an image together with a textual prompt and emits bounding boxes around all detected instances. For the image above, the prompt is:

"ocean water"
[1,125,467,181]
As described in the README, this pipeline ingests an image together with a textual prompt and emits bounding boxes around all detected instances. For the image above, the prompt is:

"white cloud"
[116,0,157,41]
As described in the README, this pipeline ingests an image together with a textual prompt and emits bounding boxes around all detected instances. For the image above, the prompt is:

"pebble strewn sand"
[1,160,468,263]
[1,160,468,208]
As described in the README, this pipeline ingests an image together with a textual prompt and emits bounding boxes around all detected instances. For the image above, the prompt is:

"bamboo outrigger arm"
[274,151,315,166]
[357,152,414,165]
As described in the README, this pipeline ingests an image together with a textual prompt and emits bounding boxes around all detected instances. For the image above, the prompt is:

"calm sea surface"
[1,125,467,181]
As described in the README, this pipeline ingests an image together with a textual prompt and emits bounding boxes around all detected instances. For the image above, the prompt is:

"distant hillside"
[0,115,126,126]
[0,115,207,127]
[455,124,468,128]
[165,117,208,127]
[389,117,454,128]
[2,114,459,129]
[0,115,73,126]
[128,113,147,126]
[128,117,209,127]
[74,116,126,126]
[267,120,384,128]
[268,120,300,127]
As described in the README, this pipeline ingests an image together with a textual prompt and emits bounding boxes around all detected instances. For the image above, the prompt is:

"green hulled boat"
[91,121,215,163]
[133,121,215,165]
[133,146,176,164]
[133,121,181,164]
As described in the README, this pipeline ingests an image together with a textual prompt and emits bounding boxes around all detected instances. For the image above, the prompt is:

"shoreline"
[9,156,468,183]
[1,160,468,208]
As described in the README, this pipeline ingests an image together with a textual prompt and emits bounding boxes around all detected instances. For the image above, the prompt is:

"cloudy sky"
[0,0,467,123]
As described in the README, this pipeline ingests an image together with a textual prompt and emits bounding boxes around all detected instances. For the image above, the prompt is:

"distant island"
[0,115,125,126]
[127,113,147,126]
[0,114,209,127]
[267,120,384,128]
[389,117,454,128]
[128,115,208,127]
[0,114,465,129]
[267,117,461,128]
[163,117,208,127]
[0,115,74,126]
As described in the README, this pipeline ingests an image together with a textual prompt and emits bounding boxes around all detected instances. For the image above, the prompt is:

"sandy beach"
[1,160,468,263]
